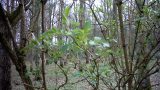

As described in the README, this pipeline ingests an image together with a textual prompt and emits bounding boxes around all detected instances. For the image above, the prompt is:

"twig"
[70,76,89,85]
[55,63,68,90]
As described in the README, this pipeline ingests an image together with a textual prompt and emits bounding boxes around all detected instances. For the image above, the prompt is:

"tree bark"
[116,1,131,90]
[0,45,11,90]
[41,0,47,89]
[0,3,34,90]
[0,3,11,90]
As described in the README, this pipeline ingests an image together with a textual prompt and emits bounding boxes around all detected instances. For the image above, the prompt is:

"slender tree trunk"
[29,0,41,80]
[79,0,90,64]
[59,0,64,67]
[41,0,47,90]
[20,0,26,49]
[116,1,131,90]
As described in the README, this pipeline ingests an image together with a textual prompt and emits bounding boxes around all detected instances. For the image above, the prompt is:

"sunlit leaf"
[102,42,110,47]
[94,37,101,41]
[64,6,70,17]
[89,40,96,46]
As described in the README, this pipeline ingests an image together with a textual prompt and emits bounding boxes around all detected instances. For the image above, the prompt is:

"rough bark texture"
[0,4,11,90]
[0,3,34,90]
[151,71,160,90]
[0,46,11,90]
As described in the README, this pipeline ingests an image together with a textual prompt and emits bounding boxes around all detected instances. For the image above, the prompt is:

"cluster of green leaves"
[25,5,122,89]
[26,16,92,65]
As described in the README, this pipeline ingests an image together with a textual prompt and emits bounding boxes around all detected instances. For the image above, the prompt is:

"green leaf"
[70,21,80,28]
[62,6,70,25]
[94,37,102,41]
[72,71,82,77]
[64,6,70,17]
[89,40,96,46]
[106,49,113,54]
[84,21,92,31]
[39,27,57,41]
[102,42,110,47]
[61,44,69,52]
[31,39,39,45]
[66,31,72,36]
[62,14,67,24]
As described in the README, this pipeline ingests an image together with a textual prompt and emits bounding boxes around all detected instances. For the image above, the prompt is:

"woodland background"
[0,0,160,90]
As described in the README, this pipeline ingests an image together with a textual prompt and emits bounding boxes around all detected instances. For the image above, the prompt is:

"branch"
[7,0,32,26]
[55,62,68,90]
[70,76,89,85]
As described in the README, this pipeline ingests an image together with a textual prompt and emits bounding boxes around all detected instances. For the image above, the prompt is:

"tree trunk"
[0,45,11,90]
[116,1,131,90]
[0,4,11,90]
[41,0,47,89]
[59,0,64,67]
[0,3,34,90]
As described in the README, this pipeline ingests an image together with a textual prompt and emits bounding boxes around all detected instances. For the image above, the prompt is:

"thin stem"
[41,0,47,90]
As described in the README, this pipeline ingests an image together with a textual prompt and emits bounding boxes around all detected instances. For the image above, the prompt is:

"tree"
[0,0,160,90]
[41,0,47,90]
[0,4,11,90]
[0,1,34,90]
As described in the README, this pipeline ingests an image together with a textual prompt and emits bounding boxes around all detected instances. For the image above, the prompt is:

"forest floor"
[11,62,100,90]
[11,61,160,90]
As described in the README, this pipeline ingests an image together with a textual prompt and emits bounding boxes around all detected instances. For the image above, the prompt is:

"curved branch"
[55,63,68,90]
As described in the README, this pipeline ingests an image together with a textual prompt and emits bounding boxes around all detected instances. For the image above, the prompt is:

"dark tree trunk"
[0,4,11,90]
[0,45,11,90]
[0,3,34,90]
